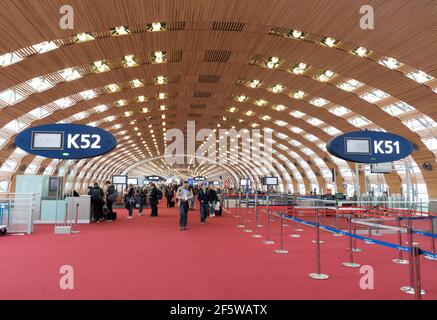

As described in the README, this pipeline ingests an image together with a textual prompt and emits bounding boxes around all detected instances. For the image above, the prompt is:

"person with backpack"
[125,184,136,219]
[149,183,160,217]
[166,184,174,208]
[105,181,117,221]
[90,183,104,223]
[207,186,219,217]
[138,186,147,216]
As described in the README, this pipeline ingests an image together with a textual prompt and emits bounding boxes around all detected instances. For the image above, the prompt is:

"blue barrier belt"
[412,230,437,238]
[282,214,412,253]
[420,249,437,259]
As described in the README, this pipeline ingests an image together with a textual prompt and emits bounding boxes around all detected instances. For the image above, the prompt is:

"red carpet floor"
[0,204,436,300]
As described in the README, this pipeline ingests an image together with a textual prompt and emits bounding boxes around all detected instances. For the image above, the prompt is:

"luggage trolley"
[0,203,10,236]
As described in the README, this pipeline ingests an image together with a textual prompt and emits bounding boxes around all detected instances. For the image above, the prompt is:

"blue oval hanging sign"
[326,131,414,163]
[15,124,117,159]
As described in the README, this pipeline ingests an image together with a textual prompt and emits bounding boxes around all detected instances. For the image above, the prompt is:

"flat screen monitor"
[31,132,63,150]
[213,181,220,186]
[264,177,278,186]
[127,178,138,185]
[147,176,161,181]
[345,138,371,155]
[371,163,392,173]
[240,179,249,186]
[112,175,127,184]
[143,180,150,185]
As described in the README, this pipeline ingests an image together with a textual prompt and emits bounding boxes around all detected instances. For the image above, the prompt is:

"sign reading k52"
[15,124,117,159]
[326,130,414,163]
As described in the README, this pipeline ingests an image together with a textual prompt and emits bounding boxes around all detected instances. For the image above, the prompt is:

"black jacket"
[150,187,159,205]
[207,189,218,202]
[198,189,208,204]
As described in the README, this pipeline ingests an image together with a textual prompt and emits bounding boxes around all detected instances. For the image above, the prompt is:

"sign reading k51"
[326,130,414,163]
[15,124,117,159]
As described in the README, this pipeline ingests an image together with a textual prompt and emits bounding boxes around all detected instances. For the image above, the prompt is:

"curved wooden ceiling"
[0,0,436,196]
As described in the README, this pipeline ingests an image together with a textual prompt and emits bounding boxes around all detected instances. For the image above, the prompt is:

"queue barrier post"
[424,216,436,261]
[401,224,426,297]
[274,211,288,254]
[289,206,301,238]
[352,212,361,252]
[263,194,274,245]
[309,221,330,280]
[251,193,262,239]
[342,215,361,268]
[393,216,408,264]
[312,207,325,244]
[236,192,245,228]
[333,205,342,237]
[243,193,252,233]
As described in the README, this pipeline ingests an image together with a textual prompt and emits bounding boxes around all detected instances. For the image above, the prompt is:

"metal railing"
[0,193,36,234]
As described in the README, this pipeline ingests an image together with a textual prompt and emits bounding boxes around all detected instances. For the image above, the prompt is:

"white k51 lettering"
[374,140,400,154]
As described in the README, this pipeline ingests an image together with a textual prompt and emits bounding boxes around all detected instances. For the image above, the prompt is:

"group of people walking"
[88,180,222,231]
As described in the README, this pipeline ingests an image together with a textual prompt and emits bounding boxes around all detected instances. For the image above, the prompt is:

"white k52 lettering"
[67,134,101,149]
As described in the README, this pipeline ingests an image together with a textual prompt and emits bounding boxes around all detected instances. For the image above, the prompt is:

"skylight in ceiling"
[0,89,25,105]
[406,70,434,84]
[378,57,402,69]
[91,60,110,73]
[59,68,82,81]
[27,76,54,92]
[0,52,23,67]
[337,79,364,92]
[54,97,74,108]
[329,106,350,116]
[360,89,390,103]
[32,41,59,53]
[79,89,98,100]
[309,97,329,107]
[382,101,414,116]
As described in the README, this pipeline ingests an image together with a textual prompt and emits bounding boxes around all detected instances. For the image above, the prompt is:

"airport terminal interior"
[0,0,436,300]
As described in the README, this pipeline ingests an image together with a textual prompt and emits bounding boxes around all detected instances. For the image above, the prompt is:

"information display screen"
[127,178,138,185]
[371,162,393,173]
[112,175,127,184]
[264,177,278,185]
[143,180,150,185]
[240,179,249,186]
[31,132,63,150]
[345,138,371,154]
[213,181,220,186]
[147,176,161,181]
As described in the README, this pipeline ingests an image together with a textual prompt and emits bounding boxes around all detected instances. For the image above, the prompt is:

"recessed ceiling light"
[110,26,131,36]
[352,46,370,57]
[130,79,144,88]
[74,32,94,43]
[122,54,139,67]
[287,29,306,39]
[137,96,147,102]
[91,60,110,73]
[147,22,166,32]
[105,83,120,92]
[266,56,280,69]
[151,51,167,64]
[320,37,339,48]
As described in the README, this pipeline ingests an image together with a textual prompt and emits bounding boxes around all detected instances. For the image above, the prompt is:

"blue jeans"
[179,201,189,228]
[209,201,216,215]
[200,203,209,222]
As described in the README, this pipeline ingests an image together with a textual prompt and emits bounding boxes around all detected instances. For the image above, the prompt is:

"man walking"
[198,183,209,224]
[105,180,117,221]
[176,181,193,231]
[207,186,218,217]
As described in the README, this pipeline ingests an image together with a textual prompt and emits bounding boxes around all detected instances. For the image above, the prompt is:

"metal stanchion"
[243,193,252,233]
[342,216,361,268]
[309,221,330,280]
[424,216,436,261]
[364,221,374,244]
[333,205,342,237]
[393,217,408,264]
[401,224,426,296]
[274,210,288,254]
[289,206,301,238]
[312,207,325,244]
[237,192,245,228]
[352,213,361,252]
[263,194,274,245]
[252,193,262,238]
